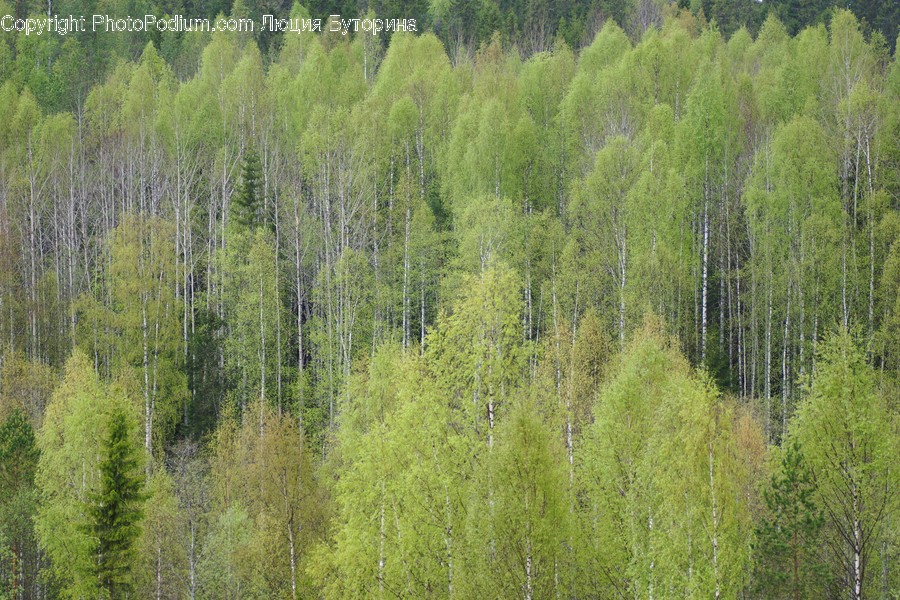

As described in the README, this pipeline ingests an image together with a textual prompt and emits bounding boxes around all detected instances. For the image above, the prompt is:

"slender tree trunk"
[648,508,654,600]
[842,235,849,329]
[420,268,426,351]
[781,273,791,438]
[852,473,862,600]
[189,520,196,600]
[524,531,533,600]
[708,441,720,600]
[403,144,412,348]
[156,542,162,600]
[294,201,304,421]
[618,230,627,349]
[259,267,266,434]
[27,147,39,361]
[701,193,709,363]
[287,520,297,600]
[143,292,153,464]
[444,487,453,597]
[792,530,800,600]
[379,478,386,595]
[865,131,874,344]
[765,261,773,438]
[275,200,283,414]
[10,540,18,600]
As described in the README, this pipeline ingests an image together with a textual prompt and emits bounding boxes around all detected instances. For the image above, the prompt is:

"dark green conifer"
[232,146,263,229]
[0,408,38,499]
[0,408,40,596]
[88,405,145,599]
[754,441,826,599]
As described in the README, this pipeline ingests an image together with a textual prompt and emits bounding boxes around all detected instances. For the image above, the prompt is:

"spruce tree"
[232,147,263,229]
[754,440,826,599]
[0,408,38,501]
[88,405,145,599]
[0,408,39,597]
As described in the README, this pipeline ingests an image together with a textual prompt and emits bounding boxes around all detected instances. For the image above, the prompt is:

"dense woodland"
[1,0,897,110]
[0,0,899,598]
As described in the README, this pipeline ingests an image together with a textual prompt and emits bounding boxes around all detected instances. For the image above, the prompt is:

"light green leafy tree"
[35,350,143,599]
[578,318,753,598]
[76,216,187,464]
[206,399,324,599]
[463,396,569,599]
[224,227,287,422]
[136,469,189,599]
[790,330,898,599]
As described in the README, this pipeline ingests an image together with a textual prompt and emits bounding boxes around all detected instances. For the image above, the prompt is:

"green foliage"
[0,409,38,501]
[205,399,325,598]
[87,404,146,599]
[135,469,188,599]
[198,505,264,599]
[232,147,264,229]
[578,319,754,597]
[0,347,55,427]
[790,330,899,598]
[754,440,827,599]
[76,215,187,460]
[0,408,39,597]
[223,228,286,413]
[429,264,526,439]
[475,396,569,598]
[35,351,140,599]
[0,9,897,599]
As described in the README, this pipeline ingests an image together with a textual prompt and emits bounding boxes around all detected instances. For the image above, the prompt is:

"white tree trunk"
[709,442,720,600]
[259,269,266,434]
[701,197,709,363]
[288,523,297,600]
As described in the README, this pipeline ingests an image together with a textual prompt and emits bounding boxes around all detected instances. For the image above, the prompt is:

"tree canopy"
[0,5,898,599]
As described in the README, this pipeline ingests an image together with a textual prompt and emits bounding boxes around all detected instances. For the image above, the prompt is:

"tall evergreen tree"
[0,409,38,497]
[754,440,827,599]
[232,147,264,230]
[0,408,39,598]
[88,404,146,599]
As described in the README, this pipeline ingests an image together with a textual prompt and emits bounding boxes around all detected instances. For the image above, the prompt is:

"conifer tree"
[232,147,264,230]
[0,408,38,499]
[754,440,826,599]
[88,404,146,599]
[0,408,39,597]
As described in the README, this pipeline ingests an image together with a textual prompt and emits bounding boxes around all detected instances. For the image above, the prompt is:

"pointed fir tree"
[754,440,826,599]
[0,408,40,597]
[87,404,145,599]
[0,408,38,501]
[232,146,263,229]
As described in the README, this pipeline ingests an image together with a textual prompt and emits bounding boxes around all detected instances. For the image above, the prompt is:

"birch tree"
[578,318,754,598]
[790,330,898,599]
[76,216,186,463]
[35,350,142,599]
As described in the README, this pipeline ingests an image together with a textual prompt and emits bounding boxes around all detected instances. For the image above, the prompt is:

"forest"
[0,0,899,598]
